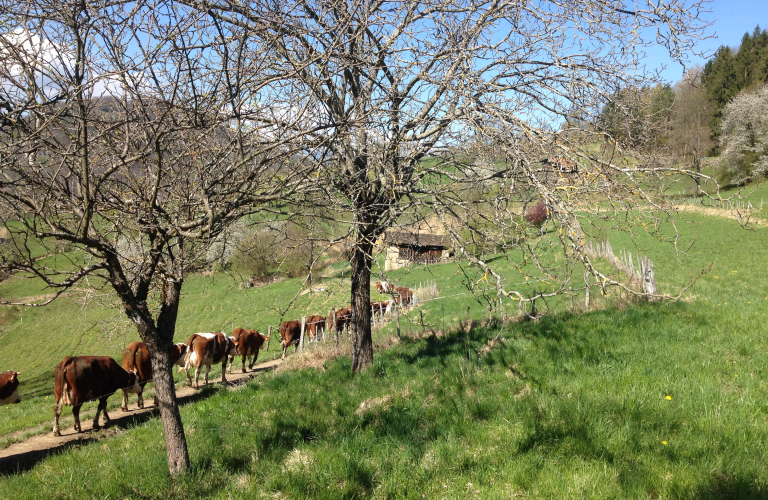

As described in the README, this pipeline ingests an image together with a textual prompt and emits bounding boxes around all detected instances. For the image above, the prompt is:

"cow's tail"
[180,339,194,373]
[59,364,72,406]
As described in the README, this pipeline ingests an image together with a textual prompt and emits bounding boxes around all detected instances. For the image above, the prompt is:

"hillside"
[0,212,765,498]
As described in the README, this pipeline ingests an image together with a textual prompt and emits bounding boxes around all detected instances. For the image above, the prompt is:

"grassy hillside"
[0,212,765,498]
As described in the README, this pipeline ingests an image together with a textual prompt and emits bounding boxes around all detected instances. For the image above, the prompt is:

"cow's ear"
[12,372,19,381]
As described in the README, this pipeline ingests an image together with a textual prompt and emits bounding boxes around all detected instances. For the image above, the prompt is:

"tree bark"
[129,278,191,476]
[350,239,373,372]
[151,277,191,475]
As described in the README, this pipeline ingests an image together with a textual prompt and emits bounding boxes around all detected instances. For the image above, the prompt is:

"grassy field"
[0,210,767,498]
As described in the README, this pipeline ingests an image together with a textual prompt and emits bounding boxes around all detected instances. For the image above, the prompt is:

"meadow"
[0,211,767,498]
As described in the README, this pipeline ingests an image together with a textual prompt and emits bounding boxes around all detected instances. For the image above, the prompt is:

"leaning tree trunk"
[152,278,191,475]
[134,278,190,476]
[350,239,373,372]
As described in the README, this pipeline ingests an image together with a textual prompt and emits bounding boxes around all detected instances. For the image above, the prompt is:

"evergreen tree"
[702,26,768,143]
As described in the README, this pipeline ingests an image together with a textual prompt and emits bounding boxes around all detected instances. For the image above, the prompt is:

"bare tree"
[194,0,711,372]
[0,0,313,474]
[670,67,715,196]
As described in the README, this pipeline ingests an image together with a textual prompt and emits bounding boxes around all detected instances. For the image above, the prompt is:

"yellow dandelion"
[662,441,668,445]
[665,395,672,401]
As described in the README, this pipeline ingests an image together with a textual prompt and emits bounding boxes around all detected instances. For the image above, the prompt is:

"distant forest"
[703,26,768,138]
[596,26,768,187]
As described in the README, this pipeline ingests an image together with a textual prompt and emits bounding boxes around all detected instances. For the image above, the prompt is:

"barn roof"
[385,231,451,248]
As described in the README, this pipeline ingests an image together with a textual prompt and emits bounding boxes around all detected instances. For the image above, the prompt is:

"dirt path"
[0,357,283,473]
[674,204,767,226]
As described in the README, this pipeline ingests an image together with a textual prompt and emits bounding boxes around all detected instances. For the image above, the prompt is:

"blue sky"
[646,0,768,83]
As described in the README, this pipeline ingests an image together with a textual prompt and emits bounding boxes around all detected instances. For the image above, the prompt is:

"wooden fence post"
[267,325,271,351]
[420,309,426,335]
[395,303,401,338]
[585,272,590,309]
[300,317,306,351]
[641,256,657,300]
[569,287,573,311]
[332,308,338,347]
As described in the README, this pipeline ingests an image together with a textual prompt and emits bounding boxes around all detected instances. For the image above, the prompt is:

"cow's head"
[1,372,21,404]
[126,369,141,393]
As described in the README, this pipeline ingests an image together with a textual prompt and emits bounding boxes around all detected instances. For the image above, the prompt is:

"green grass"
[2,296,768,498]
[0,211,767,498]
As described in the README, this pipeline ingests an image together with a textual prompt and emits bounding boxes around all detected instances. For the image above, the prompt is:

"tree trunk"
[350,239,373,372]
[153,277,191,475]
[149,345,190,475]
[694,156,701,198]
[133,278,191,476]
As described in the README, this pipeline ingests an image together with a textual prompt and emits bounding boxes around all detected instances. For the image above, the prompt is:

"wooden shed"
[383,231,452,271]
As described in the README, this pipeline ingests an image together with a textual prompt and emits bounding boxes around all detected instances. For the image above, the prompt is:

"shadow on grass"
[0,378,241,475]
[693,474,768,500]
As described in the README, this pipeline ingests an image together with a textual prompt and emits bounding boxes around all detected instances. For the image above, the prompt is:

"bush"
[231,231,280,279]
[231,227,327,280]
[525,201,549,227]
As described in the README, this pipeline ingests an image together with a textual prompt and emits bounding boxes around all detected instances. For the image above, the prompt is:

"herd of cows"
[0,281,415,437]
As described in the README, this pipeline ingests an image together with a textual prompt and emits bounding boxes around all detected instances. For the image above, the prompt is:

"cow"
[182,332,234,388]
[280,321,302,359]
[327,307,352,336]
[375,281,395,294]
[170,343,188,367]
[370,301,389,319]
[53,356,139,436]
[0,371,21,405]
[229,327,268,372]
[121,342,153,411]
[306,315,326,341]
[396,287,413,306]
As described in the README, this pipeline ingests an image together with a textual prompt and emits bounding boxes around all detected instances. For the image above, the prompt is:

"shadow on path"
[0,363,279,475]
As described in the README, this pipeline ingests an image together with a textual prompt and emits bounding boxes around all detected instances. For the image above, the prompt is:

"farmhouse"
[383,231,452,271]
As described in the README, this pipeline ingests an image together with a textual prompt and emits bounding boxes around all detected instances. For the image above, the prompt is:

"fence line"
[669,196,761,211]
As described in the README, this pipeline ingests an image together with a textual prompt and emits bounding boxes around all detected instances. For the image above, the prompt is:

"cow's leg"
[204,364,211,385]
[221,360,228,383]
[100,397,111,425]
[73,404,83,433]
[282,344,287,359]
[122,389,129,412]
[195,366,202,388]
[242,353,247,373]
[53,403,62,436]
[137,383,145,409]
[249,351,258,370]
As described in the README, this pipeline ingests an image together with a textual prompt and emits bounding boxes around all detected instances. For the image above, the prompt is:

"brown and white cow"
[396,287,413,306]
[327,307,352,336]
[279,321,302,359]
[0,371,21,405]
[121,342,153,411]
[229,327,269,372]
[170,343,188,368]
[370,301,389,319]
[53,356,139,436]
[375,281,395,294]
[306,315,326,341]
[182,332,234,388]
